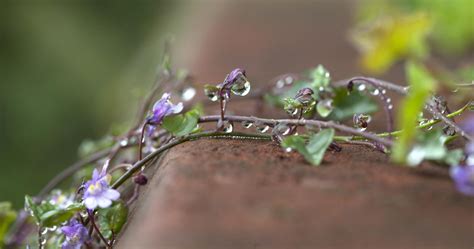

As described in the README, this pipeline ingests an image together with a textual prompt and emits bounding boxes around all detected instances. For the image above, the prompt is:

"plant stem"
[198,115,393,146]
[88,210,111,248]
[332,77,409,94]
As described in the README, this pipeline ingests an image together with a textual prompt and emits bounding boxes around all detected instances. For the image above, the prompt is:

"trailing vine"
[1,47,473,248]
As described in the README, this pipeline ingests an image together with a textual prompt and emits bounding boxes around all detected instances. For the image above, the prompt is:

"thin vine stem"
[198,115,393,146]
[111,131,271,189]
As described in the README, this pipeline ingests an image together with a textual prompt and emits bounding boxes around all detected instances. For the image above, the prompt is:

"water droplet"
[286,106,299,117]
[381,89,387,95]
[119,139,128,147]
[285,76,293,85]
[316,99,333,117]
[222,121,233,133]
[443,125,456,136]
[231,75,251,96]
[241,120,253,128]
[370,88,380,96]
[41,228,48,235]
[272,123,292,142]
[451,88,459,93]
[385,98,391,104]
[181,87,196,101]
[357,84,366,91]
[276,80,285,89]
[285,147,293,153]
[353,113,371,131]
[204,85,220,102]
[387,104,393,110]
[255,122,269,133]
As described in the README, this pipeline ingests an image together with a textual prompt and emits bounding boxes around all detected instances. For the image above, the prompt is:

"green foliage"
[0,202,17,246]
[162,107,202,137]
[97,202,128,239]
[392,62,437,163]
[309,65,331,88]
[406,129,463,166]
[281,129,335,166]
[351,12,431,74]
[328,88,378,121]
[24,196,83,228]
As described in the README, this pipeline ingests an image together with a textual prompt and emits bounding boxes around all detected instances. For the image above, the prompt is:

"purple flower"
[146,93,183,125]
[450,164,474,196]
[460,114,474,135]
[221,68,246,89]
[61,219,89,249]
[83,168,120,210]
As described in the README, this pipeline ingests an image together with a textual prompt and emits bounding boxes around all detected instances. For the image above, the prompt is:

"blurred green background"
[0,1,180,207]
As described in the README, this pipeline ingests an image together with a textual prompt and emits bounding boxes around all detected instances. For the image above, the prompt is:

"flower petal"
[97,197,112,208]
[104,189,120,200]
[84,197,97,210]
[170,102,183,114]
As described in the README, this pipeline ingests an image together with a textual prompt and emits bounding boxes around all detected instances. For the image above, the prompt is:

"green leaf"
[309,65,331,88]
[281,129,335,165]
[162,108,201,137]
[25,196,84,228]
[39,203,83,228]
[97,202,128,239]
[328,88,378,121]
[392,61,437,164]
[0,202,17,245]
[406,129,463,166]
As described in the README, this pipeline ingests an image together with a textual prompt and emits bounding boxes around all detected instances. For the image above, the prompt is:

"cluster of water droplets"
[239,120,270,133]
[275,75,295,89]
[356,83,393,110]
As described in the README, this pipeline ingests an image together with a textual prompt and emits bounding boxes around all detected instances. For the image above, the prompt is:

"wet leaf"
[282,129,334,165]
[97,202,128,239]
[392,61,437,164]
[328,88,378,121]
[25,196,83,228]
[162,108,202,137]
[309,65,331,88]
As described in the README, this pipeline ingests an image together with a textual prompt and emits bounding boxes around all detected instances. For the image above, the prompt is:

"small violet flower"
[460,114,474,135]
[450,164,474,196]
[83,168,120,210]
[146,93,183,125]
[61,219,89,249]
[221,68,246,89]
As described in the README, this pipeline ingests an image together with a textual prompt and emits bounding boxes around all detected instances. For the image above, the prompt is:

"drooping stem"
[332,77,409,94]
[87,210,111,248]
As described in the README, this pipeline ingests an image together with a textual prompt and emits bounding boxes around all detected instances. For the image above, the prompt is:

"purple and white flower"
[146,93,183,125]
[49,190,74,209]
[450,164,474,196]
[83,168,120,210]
[61,219,89,249]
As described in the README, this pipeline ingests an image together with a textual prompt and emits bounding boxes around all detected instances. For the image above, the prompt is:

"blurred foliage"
[392,61,437,163]
[0,1,179,207]
[353,0,474,74]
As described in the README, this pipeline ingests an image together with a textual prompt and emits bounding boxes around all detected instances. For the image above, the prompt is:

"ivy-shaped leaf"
[328,88,378,121]
[0,202,17,245]
[406,129,463,166]
[162,108,202,137]
[25,196,84,228]
[281,129,335,165]
[309,65,331,89]
[392,61,437,164]
[97,202,128,239]
[39,203,83,228]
